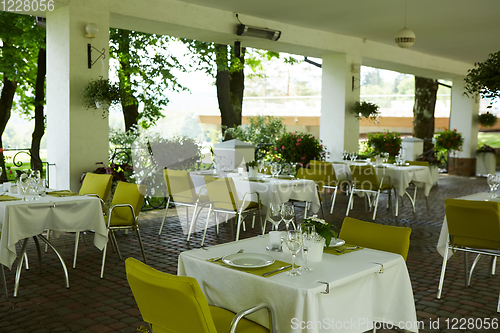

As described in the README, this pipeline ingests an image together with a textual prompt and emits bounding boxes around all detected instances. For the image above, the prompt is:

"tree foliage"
[464,50,500,106]
[109,29,188,131]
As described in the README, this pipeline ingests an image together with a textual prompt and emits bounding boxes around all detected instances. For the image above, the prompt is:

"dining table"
[190,171,321,217]
[0,191,108,296]
[178,235,418,333]
[331,160,433,215]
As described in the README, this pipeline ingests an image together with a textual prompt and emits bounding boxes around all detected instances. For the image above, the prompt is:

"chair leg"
[135,226,147,264]
[110,231,122,260]
[464,252,469,288]
[346,189,355,216]
[158,197,171,235]
[201,205,213,246]
[100,242,108,279]
[372,191,381,220]
[186,204,198,242]
[235,212,244,241]
[73,232,80,269]
[468,254,483,287]
[1,264,7,299]
[437,242,450,299]
[329,185,338,214]
[492,256,497,276]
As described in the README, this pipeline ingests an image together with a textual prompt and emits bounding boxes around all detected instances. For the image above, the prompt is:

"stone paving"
[1,174,500,332]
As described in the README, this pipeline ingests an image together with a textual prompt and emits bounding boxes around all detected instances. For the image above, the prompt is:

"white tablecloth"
[437,192,496,258]
[332,161,433,197]
[178,236,418,333]
[191,172,320,216]
[0,195,107,269]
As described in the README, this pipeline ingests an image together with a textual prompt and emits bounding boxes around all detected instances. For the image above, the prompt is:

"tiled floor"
[1,174,499,332]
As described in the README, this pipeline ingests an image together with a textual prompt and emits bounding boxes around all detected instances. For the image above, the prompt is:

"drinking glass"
[37,179,46,197]
[19,174,29,201]
[299,224,316,272]
[258,160,265,173]
[487,174,496,193]
[281,204,295,231]
[285,230,303,276]
[269,202,282,231]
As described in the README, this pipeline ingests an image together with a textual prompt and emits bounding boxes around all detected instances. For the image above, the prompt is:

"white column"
[46,2,110,191]
[320,53,361,161]
[449,78,479,159]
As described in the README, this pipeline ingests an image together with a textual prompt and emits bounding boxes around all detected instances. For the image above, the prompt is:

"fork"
[209,248,244,262]
[334,246,361,253]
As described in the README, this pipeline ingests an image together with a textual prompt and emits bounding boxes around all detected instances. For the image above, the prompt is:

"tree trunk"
[413,77,438,152]
[215,44,235,141]
[229,46,245,128]
[31,46,46,173]
[117,29,139,132]
[0,76,17,181]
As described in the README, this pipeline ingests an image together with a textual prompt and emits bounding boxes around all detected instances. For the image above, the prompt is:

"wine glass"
[281,204,295,231]
[285,230,303,276]
[269,202,282,231]
[487,174,496,193]
[19,173,29,201]
[299,224,316,272]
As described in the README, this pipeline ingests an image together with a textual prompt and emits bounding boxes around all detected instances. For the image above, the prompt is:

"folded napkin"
[47,190,80,197]
[324,243,364,256]
[208,258,294,277]
[0,195,21,201]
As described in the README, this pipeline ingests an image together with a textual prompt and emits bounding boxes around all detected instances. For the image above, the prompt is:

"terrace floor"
[0,174,499,333]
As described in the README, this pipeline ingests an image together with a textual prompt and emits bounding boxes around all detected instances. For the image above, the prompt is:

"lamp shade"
[85,23,98,38]
[395,28,415,48]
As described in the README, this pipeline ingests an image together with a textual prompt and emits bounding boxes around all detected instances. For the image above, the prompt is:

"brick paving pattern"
[1,174,499,332]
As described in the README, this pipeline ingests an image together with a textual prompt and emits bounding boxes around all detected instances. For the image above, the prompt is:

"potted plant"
[301,215,337,262]
[367,131,402,159]
[476,144,497,176]
[350,101,380,122]
[274,131,327,166]
[246,160,258,178]
[478,112,497,128]
[82,76,120,110]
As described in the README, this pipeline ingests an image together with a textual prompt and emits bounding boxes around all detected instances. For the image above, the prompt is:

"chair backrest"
[79,173,113,201]
[349,164,385,190]
[339,217,411,261]
[204,176,238,211]
[445,199,500,249]
[125,258,218,333]
[406,160,429,167]
[296,167,326,190]
[164,169,198,204]
[309,160,338,186]
[110,182,146,225]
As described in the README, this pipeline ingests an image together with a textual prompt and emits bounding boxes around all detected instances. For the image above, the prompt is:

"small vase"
[95,101,110,109]
[306,237,325,262]
[248,167,258,179]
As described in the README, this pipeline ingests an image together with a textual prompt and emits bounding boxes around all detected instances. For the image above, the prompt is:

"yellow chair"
[347,164,393,220]
[159,169,210,241]
[125,257,276,333]
[101,182,147,278]
[72,172,113,268]
[405,160,430,211]
[309,160,344,214]
[295,166,326,218]
[203,176,262,245]
[438,199,500,312]
[339,217,411,261]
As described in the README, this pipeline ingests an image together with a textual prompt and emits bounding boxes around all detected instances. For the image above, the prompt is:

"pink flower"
[296,143,300,146]
[281,145,285,150]
[274,147,277,151]
[292,132,295,135]
[301,156,306,160]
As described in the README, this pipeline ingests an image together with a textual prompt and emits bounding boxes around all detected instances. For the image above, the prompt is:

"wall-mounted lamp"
[85,23,105,69]
[234,13,281,41]
[351,64,361,73]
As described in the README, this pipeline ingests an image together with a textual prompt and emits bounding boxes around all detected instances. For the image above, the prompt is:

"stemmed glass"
[487,174,496,193]
[300,224,316,272]
[269,202,282,231]
[270,163,281,178]
[285,230,303,276]
[281,204,295,231]
[19,173,30,201]
[350,152,358,161]
[258,160,265,174]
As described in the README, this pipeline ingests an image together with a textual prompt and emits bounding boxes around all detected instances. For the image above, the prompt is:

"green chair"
[101,182,147,278]
[438,199,500,312]
[158,169,210,241]
[347,164,393,220]
[339,217,411,261]
[125,257,276,333]
[203,176,262,245]
[295,166,326,218]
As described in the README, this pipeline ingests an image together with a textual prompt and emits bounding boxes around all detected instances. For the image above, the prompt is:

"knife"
[262,265,292,277]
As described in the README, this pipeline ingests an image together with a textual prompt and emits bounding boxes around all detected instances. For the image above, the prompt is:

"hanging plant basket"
[350,101,380,122]
[478,112,497,127]
[82,76,120,110]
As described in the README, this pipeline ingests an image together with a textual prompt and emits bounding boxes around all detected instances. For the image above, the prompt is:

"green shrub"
[367,131,402,157]
[274,131,326,165]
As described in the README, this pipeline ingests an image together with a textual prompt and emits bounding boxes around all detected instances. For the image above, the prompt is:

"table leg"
[14,238,29,297]
[403,191,416,213]
[36,234,69,289]
[32,236,42,275]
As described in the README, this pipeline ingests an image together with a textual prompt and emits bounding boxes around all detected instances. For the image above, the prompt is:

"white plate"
[222,253,275,268]
[328,238,346,247]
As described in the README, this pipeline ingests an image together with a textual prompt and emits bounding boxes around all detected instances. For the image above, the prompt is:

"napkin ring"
[373,262,384,273]
[317,281,330,294]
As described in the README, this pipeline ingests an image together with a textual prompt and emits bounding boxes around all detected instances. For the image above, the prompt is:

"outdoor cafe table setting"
[178,234,418,333]
[190,171,321,217]
[0,189,107,295]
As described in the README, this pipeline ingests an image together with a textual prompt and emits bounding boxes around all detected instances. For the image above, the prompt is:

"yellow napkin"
[47,190,80,197]
[324,243,364,256]
[0,195,21,201]
[207,258,294,277]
